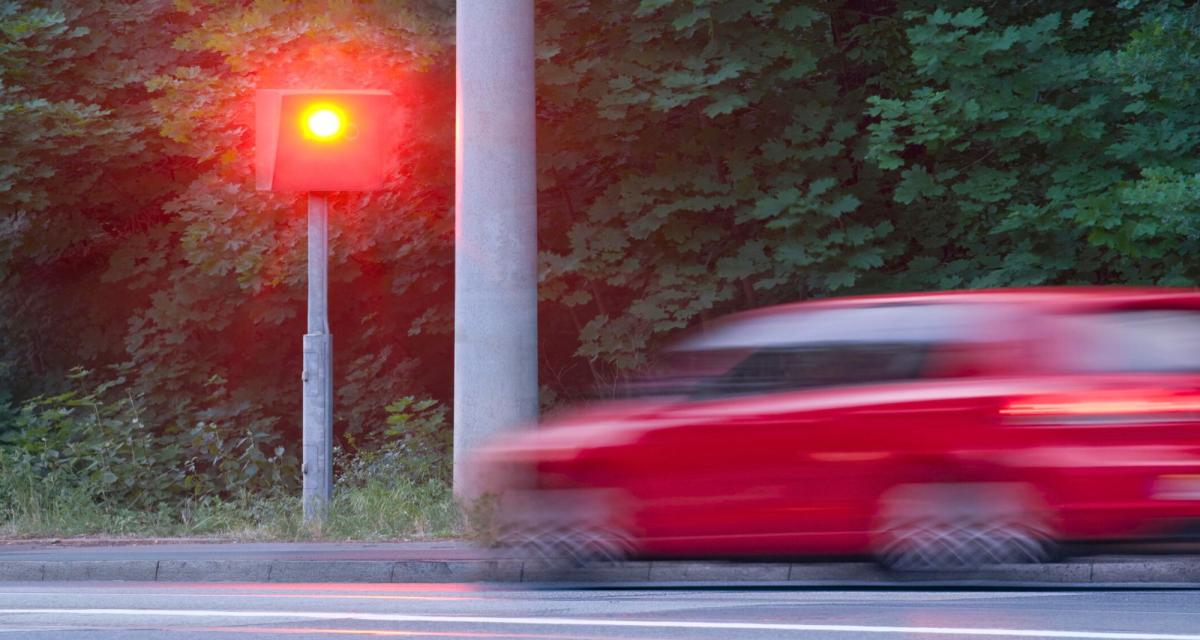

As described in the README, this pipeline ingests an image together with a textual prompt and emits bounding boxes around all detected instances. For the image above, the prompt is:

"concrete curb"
[0,557,1197,585]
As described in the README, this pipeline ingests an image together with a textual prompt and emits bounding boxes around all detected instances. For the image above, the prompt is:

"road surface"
[0,581,1199,639]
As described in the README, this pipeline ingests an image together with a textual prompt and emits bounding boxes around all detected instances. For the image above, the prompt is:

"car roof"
[670,287,1200,352]
[739,286,1200,317]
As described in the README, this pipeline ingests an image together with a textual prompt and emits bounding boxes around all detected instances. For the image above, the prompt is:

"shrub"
[0,369,297,512]
[0,374,459,539]
[338,396,451,487]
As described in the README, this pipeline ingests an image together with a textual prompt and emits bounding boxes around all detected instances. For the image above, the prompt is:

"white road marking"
[1,608,1200,639]
[0,589,1073,602]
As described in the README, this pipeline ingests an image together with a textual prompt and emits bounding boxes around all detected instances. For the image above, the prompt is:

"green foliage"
[537,0,903,380]
[866,1,1200,288]
[0,369,296,512]
[538,0,1200,393]
[4,0,1200,503]
[120,0,457,447]
[339,396,451,486]
[323,476,459,540]
[0,1,197,400]
[2,0,458,488]
[0,450,458,540]
[0,378,456,540]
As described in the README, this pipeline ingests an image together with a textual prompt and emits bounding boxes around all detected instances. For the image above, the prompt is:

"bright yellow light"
[303,106,344,140]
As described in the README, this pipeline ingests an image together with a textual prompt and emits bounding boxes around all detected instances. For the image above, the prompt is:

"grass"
[0,472,463,541]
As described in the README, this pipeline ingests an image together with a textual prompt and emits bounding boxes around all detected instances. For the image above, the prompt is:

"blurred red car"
[470,288,1200,569]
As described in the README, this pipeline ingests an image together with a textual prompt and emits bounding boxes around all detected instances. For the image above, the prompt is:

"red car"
[470,288,1200,569]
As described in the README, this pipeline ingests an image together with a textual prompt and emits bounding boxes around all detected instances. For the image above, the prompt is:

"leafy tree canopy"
[2,0,1197,477]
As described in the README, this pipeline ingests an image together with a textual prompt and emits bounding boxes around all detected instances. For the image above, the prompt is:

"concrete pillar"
[453,0,539,494]
[303,193,333,525]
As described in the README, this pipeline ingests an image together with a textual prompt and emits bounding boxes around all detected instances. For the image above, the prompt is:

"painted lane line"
[2,609,1200,640]
[0,589,1077,603]
[192,626,666,639]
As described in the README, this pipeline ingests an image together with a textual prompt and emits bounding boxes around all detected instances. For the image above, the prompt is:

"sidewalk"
[1,540,1197,586]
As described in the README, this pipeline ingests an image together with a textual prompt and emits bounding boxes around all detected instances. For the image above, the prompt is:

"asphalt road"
[0,582,1199,639]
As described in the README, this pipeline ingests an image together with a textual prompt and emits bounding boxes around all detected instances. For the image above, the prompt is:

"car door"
[622,304,992,556]
[625,345,881,555]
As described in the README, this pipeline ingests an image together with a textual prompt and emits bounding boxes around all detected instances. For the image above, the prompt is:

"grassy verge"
[0,469,462,541]
[0,390,462,541]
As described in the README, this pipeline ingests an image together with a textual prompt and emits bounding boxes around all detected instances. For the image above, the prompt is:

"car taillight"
[1001,391,1200,425]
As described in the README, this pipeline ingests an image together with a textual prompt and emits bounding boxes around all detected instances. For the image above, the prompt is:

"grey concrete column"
[303,193,333,524]
[454,0,539,495]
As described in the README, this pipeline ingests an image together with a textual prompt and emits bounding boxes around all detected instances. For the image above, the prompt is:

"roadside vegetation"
[2,2,1199,538]
[0,472,459,541]
[0,373,458,540]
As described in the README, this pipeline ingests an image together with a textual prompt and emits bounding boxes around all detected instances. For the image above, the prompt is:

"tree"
[536,0,903,391]
[2,0,458,463]
[537,0,1200,395]
[867,1,1200,289]
[3,0,1198,479]
[127,0,457,443]
[0,1,197,401]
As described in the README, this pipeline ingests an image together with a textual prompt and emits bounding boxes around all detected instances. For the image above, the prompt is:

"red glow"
[1002,391,1200,416]
[176,582,480,593]
[210,593,477,602]
[256,89,396,192]
[191,626,642,639]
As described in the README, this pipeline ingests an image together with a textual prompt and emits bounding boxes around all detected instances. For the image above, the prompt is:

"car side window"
[1060,309,1200,373]
[651,302,1013,400]
[690,342,930,399]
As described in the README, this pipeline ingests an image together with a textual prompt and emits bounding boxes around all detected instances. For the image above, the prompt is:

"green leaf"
[1069,9,1093,30]
[780,6,822,30]
[703,93,749,117]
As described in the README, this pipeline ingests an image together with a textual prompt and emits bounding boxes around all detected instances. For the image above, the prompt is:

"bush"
[0,369,297,512]
[338,396,451,487]
[0,374,459,540]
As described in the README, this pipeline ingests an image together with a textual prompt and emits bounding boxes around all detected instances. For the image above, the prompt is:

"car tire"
[500,523,634,567]
[872,482,1057,572]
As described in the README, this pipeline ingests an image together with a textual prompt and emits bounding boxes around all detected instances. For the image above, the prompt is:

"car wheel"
[872,482,1057,572]
[500,523,634,567]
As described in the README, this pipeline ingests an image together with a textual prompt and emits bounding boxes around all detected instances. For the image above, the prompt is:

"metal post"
[303,192,333,525]
[454,0,539,495]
